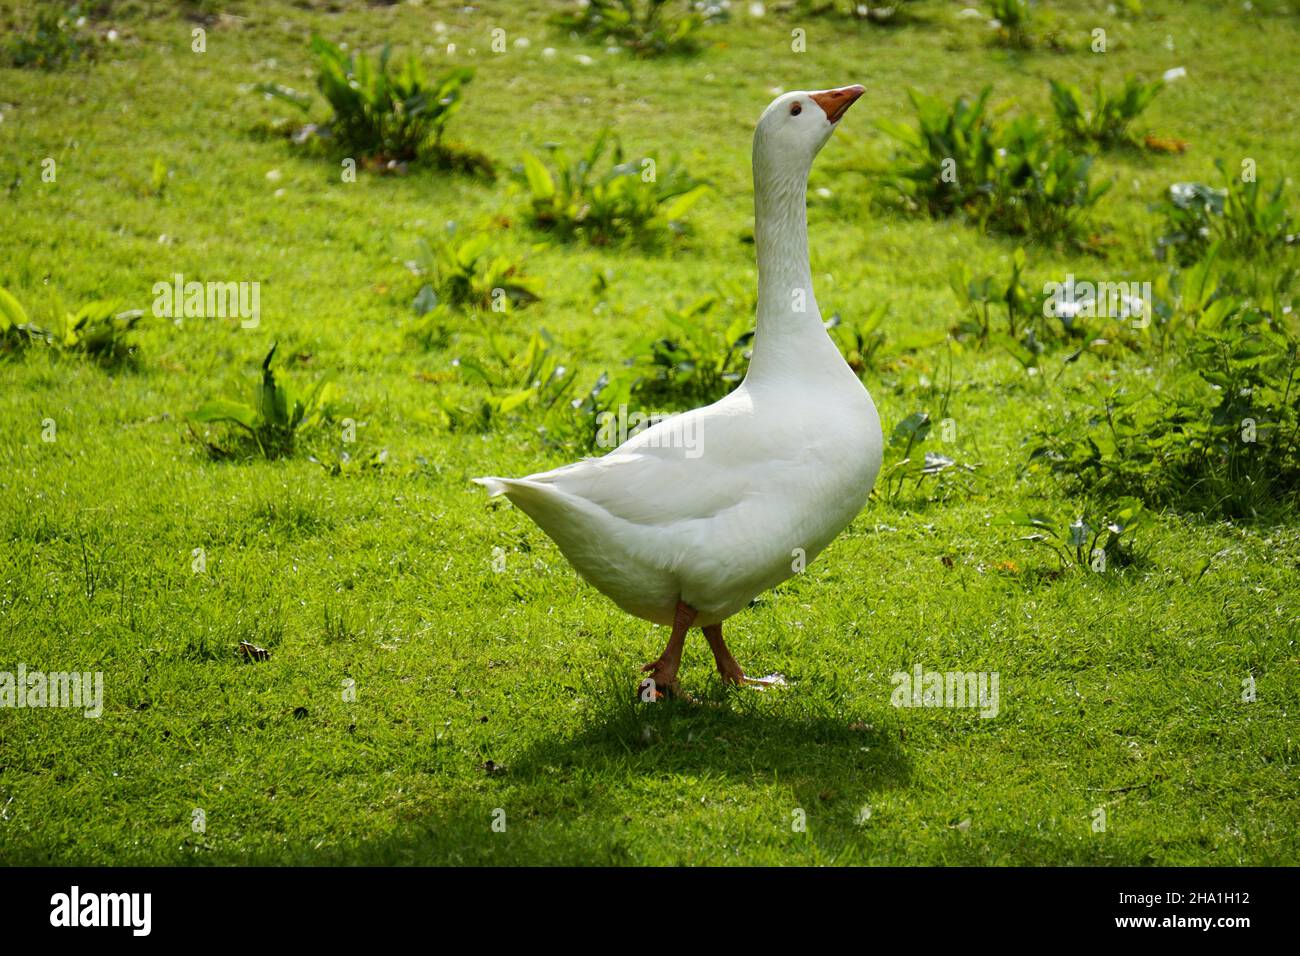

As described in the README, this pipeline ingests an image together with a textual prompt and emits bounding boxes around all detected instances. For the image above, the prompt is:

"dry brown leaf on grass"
[1145,135,1190,154]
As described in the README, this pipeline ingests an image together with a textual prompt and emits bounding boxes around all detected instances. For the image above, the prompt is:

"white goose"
[475,85,883,695]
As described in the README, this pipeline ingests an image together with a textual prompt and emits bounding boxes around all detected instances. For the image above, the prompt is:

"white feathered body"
[477,356,881,627]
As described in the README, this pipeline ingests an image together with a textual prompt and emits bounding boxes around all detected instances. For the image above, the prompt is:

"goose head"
[753,85,865,186]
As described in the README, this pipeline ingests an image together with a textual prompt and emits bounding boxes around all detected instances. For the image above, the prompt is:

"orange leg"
[639,601,696,699]
[704,622,778,687]
[703,623,746,684]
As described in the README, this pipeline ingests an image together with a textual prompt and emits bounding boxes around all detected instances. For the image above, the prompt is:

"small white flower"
[446,43,457,55]
[957,6,982,17]
[513,37,530,49]
[748,1,765,16]
[106,29,119,42]
[815,187,832,199]
[542,47,557,59]
[1163,66,1186,82]
[266,169,282,182]
[575,54,594,65]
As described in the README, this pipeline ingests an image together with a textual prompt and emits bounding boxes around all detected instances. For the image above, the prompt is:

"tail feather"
[472,476,509,497]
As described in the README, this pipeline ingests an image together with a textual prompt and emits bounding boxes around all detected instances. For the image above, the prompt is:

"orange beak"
[810,85,865,124]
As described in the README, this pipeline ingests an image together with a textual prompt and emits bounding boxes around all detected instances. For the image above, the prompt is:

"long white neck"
[745,151,841,388]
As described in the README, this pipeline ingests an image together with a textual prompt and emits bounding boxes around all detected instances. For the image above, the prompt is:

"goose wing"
[478,393,795,527]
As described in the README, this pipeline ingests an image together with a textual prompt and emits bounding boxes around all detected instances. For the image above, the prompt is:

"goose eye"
[790,102,802,116]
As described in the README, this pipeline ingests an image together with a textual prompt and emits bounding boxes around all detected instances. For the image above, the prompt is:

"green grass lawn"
[1,0,1297,865]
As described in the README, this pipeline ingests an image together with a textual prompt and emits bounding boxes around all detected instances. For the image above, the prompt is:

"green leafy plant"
[257,36,489,173]
[993,114,1112,240]
[188,345,341,459]
[0,287,143,364]
[525,287,755,454]
[1155,162,1297,265]
[552,0,721,58]
[879,410,978,501]
[624,295,752,410]
[490,365,643,456]
[947,250,1144,374]
[1049,75,1164,149]
[1218,160,1299,260]
[792,1,921,25]
[1153,182,1226,266]
[434,328,577,433]
[987,0,1034,49]
[948,247,1051,346]
[825,303,890,377]
[408,296,455,351]
[875,86,998,219]
[876,87,1111,242]
[1008,498,1147,571]
[415,225,541,313]
[311,447,389,477]
[3,3,95,69]
[515,130,707,247]
[49,300,144,363]
[1029,279,1300,519]
[1145,250,1238,354]
[0,288,45,353]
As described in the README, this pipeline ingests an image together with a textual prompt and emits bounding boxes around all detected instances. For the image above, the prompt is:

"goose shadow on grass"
[325,666,914,865]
